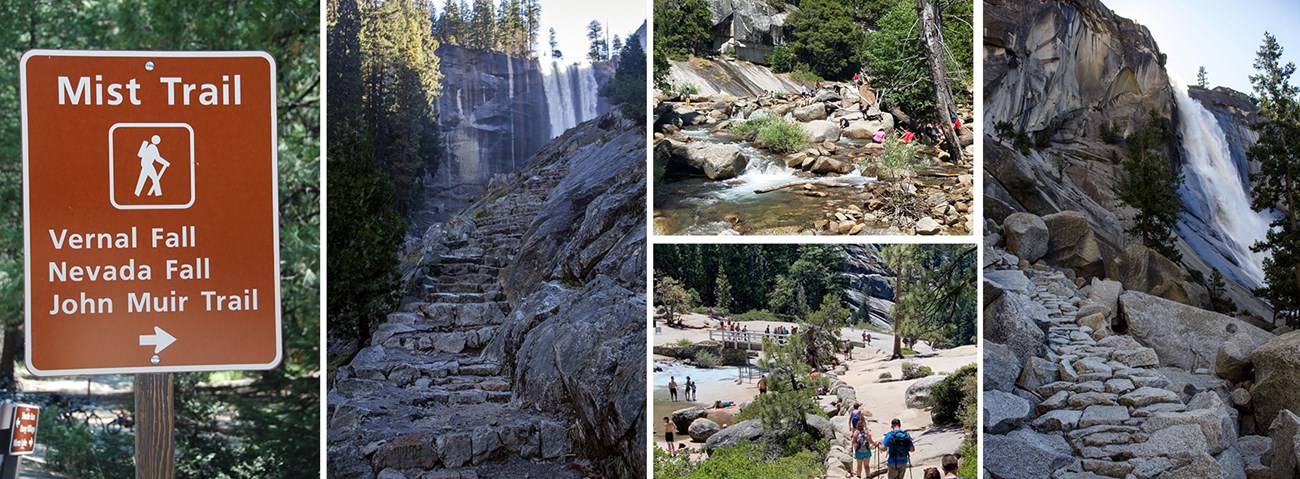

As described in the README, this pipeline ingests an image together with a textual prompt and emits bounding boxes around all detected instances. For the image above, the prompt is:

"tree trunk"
[0,323,17,389]
[891,261,904,360]
[916,0,963,161]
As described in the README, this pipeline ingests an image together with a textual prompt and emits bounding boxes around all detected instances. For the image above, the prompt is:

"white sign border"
[20,49,283,376]
[7,404,40,456]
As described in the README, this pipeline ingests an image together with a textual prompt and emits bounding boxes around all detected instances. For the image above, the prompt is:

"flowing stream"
[655,128,882,235]
[539,59,601,138]
[1172,80,1273,287]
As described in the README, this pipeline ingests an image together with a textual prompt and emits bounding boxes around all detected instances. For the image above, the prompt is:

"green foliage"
[732,116,811,154]
[787,68,825,84]
[993,120,1016,138]
[749,334,828,443]
[862,0,974,120]
[587,20,609,61]
[601,33,647,121]
[663,83,701,98]
[653,42,673,86]
[787,0,865,80]
[874,136,924,181]
[879,244,978,356]
[1205,269,1238,315]
[435,0,541,56]
[899,347,918,356]
[900,361,932,380]
[1114,110,1186,261]
[714,266,734,314]
[655,245,848,318]
[768,45,795,73]
[653,440,826,479]
[1098,121,1122,144]
[732,309,784,322]
[1247,32,1300,326]
[799,294,847,369]
[957,435,978,478]
[929,363,977,426]
[40,407,134,479]
[654,0,713,62]
[673,338,694,348]
[1004,173,1039,204]
[694,350,722,368]
[656,275,693,325]
[3,1,320,476]
[1197,66,1209,89]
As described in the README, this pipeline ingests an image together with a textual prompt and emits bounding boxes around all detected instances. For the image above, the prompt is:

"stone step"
[426,281,498,294]
[426,291,506,304]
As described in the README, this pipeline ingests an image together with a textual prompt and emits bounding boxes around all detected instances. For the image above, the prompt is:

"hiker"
[850,403,863,430]
[872,128,887,143]
[951,114,962,130]
[839,117,850,129]
[942,454,962,478]
[664,417,677,456]
[924,122,940,143]
[852,419,875,479]
[853,73,861,85]
[684,377,694,401]
[766,325,771,335]
[845,339,854,359]
[901,129,916,143]
[757,375,767,394]
[924,468,941,479]
[668,376,679,401]
[880,418,914,479]
[868,333,872,345]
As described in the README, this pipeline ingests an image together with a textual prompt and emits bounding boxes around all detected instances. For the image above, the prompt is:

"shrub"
[653,440,825,479]
[900,347,918,356]
[673,338,694,348]
[788,68,824,84]
[1005,174,1038,203]
[994,120,1016,138]
[930,363,977,426]
[768,45,794,73]
[874,137,924,181]
[1098,121,1122,144]
[693,350,721,368]
[42,407,135,479]
[733,116,810,154]
[732,309,783,322]
[901,361,932,380]
[664,83,699,97]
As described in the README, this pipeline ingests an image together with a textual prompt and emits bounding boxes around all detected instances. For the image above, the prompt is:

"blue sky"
[1106,0,1300,94]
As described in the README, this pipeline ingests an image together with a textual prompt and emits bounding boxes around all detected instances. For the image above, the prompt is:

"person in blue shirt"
[879,418,914,479]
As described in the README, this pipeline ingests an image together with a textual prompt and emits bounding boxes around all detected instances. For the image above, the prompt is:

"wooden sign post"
[20,50,282,479]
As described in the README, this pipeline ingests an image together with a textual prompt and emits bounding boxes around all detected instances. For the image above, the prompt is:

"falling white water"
[1172,79,1273,285]
[539,59,601,137]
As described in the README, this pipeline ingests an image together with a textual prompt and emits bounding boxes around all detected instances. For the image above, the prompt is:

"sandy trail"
[653,313,975,475]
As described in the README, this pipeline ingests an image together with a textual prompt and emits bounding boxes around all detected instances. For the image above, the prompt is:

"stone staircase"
[986,267,1252,478]
[329,168,589,479]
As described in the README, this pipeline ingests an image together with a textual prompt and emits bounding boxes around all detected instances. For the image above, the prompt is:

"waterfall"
[539,59,601,138]
[1172,79,1273,286]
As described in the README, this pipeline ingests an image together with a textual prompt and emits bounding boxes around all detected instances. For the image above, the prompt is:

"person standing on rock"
[663,417,677,456]
[880,418,914,479]
[668,377,679,401]
[852,419,875,479]
[941,454,962,478]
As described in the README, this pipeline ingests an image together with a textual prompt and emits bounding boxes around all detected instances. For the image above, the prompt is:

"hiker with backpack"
[850,403,864,430]
[880,418,914,479]
[852,419,876,479]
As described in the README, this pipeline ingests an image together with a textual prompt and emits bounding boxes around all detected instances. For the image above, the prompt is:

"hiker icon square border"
[108,122,195,210]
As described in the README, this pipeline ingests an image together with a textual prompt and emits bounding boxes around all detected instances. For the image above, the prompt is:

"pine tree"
[611,34,623,54]
[656,275,691,326]
[1247,32,1300,326]
[600,33,646,121]
[714,265,733,314]
[1197,66,1209,88]
[1114,110,1186,261]
[548,27,560,59]
[586,20,606,61]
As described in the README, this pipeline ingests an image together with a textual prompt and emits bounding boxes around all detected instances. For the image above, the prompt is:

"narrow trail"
[330,165,587,478]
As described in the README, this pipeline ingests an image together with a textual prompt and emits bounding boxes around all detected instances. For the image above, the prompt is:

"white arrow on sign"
[139,326,177,354]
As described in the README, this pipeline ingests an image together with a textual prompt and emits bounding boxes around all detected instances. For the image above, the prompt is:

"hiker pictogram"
[134,134,171,197]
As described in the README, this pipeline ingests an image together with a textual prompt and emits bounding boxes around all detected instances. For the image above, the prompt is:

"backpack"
[850,410,861,425]
[887,430,912,461]
[854,430,872,453]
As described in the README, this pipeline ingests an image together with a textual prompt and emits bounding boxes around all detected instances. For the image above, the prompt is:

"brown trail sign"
[21,50,282,479]
[21,51,281,375]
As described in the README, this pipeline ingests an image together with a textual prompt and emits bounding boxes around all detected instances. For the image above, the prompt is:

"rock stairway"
[329,167,588,479]
[984,264,1268,479]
